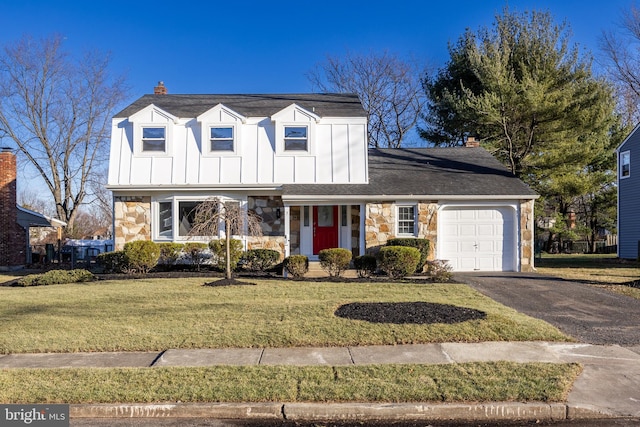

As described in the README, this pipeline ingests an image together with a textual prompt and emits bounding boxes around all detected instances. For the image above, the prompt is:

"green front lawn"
[536,254,640,300]
[0,362,581,404]
[536,253,640,284]
[0,278,570,353]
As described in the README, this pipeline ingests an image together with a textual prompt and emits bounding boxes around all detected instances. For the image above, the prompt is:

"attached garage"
[439,205,517,272]
[282,147,538,272]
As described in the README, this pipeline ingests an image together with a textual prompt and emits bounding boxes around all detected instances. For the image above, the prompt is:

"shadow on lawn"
[334,302,486,325]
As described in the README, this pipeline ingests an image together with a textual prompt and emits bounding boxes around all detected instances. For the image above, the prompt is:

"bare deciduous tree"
[601,4,640,124]
[307,51,425,148]
[0,34,127,231]
[188,198,262,281]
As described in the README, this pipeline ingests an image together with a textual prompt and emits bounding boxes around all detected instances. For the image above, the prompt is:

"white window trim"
[202,124,240,157]
[396,203,418,237]
[276,122,315,156]
[152,195,247,242]
[135,123,173,157]
[620,150,631,179]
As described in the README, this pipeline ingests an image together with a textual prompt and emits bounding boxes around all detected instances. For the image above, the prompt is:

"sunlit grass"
[0,278,570,353]
[536,254,640,284]
[0,362,581,404]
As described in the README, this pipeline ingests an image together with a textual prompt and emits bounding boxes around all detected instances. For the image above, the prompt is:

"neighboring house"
[617,124,640,259]
[107,84,538,272]
[0,148,65,269]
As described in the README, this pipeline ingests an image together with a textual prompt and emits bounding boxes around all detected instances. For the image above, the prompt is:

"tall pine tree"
[421,8,623,251]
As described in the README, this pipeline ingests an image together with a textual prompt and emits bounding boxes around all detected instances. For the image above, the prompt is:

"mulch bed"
[334,302,486,325]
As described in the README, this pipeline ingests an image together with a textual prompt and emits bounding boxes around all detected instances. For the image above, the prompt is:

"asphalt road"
[456,272,640,346]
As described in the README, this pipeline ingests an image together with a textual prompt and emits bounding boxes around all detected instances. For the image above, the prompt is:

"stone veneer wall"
[247,196,287,260]
[520,199,535,272]
[114,196,151,250]
[365,202,438,258]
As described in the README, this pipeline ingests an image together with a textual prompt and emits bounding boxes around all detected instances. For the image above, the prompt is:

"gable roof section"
[282,148,538,200]
[115,93,366,119]
[271,103,321,122]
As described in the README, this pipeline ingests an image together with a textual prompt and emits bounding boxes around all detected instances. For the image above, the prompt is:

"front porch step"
[305,261,358,278]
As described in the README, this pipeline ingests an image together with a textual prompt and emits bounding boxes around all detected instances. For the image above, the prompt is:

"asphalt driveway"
[455,272,640,347]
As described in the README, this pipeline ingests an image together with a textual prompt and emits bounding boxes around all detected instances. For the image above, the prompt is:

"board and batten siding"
[618,126,640,259]
[108,106,368,187]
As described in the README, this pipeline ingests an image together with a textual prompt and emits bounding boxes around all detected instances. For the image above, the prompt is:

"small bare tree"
[307,51,426,148]
[188,198,262,282]
[601,4,640,124]
[0,34,127,231]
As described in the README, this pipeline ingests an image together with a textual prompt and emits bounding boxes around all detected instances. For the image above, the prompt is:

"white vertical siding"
[274,156,295,182]
[221,157,242,183]
[332,124,349,182]
[257,120,275,183]
[294,157,316,183]
[109,105,368,187]
[349,124,367,182]
[151,157,173,184]
[316,124,333,182]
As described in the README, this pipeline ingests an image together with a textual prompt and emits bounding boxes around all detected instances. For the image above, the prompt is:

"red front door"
[313,206,338,254]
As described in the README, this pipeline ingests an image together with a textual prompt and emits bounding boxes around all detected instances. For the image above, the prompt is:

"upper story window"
[621,151,630,179]
[142,127,166,152]
[210,127,234,152]
[397,205,416,236]
[284,126,308,151]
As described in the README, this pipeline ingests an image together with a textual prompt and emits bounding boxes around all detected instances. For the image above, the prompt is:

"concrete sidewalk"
[1,342,639,423]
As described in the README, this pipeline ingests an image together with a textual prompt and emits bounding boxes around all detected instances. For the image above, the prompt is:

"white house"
[107,84,538,272]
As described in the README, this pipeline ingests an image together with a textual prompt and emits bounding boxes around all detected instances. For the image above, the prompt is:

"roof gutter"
[282,194,539,203]
[107,184,284,192]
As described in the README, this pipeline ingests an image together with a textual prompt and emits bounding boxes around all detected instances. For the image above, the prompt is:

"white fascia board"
[271,103,321,123]
[128,104,179,124]
[196,103,247,124]
[282,194,539,203]
[107,184,283,192]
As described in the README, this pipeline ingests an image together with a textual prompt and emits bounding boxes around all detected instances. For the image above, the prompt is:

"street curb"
[70,402,613,422]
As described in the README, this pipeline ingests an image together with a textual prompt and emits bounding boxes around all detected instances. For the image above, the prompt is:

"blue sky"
[0,0,632,97]
[0,0,632,208]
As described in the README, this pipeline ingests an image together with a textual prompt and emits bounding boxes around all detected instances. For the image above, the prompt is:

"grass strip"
[0,363,582,404]
[0,280,570,353]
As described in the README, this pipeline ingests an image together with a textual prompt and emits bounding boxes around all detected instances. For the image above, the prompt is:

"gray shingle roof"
[115,93,366,118]
[282,148,537,198]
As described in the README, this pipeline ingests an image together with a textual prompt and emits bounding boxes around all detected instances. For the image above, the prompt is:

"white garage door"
[440,206,516,272]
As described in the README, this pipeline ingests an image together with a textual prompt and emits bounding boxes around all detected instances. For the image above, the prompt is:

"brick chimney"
[465,135,480,148]
[154,81,167,95]
[0,147,26,270]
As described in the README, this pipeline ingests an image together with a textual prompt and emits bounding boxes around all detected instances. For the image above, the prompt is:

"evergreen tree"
[421,8,623,252]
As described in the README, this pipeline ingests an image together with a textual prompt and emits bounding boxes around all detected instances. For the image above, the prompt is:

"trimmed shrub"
[378,246,421,279]
[426,259,454,282]
[209,239,244,271]
[96,251,129,273]
[387,238,430,272]
[354,254,377,278]
[318,248,352,277]
[17,269,95,286]
[158,243,184,266]
[123,240,160,274]
[182,242,209,271]
[242,249,280,272]
[283,255,309,278]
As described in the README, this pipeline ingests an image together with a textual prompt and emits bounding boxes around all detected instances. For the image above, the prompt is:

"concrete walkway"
[2,341,639,423]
